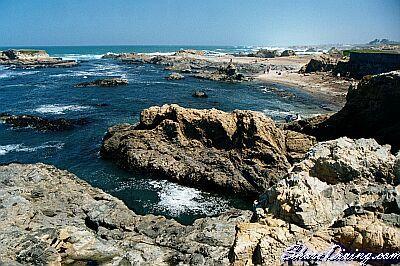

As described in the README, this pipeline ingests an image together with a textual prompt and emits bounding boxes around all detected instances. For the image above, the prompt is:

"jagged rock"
[284,114,331,134]
[166,72,184,80]
[261,137,397,229]
[248,49,279,58]
[301,138,396,184]
[101,104,293,197]
[284,130,316,163]
[229,137,400,265]
[0,113,90,131]
[0,163,252,265]
[192,91,208,98]
[280,50,296,57]
[75,78,128,87]
[0,49,77,68]
[300,57,336,73]
[300,71,400,151]
[174,49,205,56]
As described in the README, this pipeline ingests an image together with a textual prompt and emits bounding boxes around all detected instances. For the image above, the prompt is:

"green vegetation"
[18,49,45,55]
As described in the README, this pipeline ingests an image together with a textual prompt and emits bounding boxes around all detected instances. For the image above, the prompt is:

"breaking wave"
[33,104,92,114]
[0,141,64,156]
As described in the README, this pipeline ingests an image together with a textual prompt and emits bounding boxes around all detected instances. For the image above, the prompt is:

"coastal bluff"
[286,70,400,151]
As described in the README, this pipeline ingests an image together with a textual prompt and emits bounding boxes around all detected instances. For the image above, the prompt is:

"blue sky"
[0,0,399,46]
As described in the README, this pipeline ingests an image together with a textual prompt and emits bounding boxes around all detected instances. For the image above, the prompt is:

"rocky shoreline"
[1,134,399,264]
[1,47,399,265]
[0,49,77,68]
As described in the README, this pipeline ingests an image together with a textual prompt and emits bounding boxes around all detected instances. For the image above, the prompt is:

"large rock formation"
[0,49,77,68]
[280,50,296,57]
[334,51,400,79]
[0,163,252,265]
[287,71,400,151]
[299,57,336,73]
[248,49,280,58]
[229,137,400,265]
[75,78,128,87]
[101,104,315,197]
[0,114,90,131]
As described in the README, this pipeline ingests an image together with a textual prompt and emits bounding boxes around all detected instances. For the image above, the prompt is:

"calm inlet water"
[0,46,329,224]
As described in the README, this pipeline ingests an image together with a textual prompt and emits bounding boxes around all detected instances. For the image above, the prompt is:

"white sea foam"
[0,141,64,156]
[142,52,175,56]
[150,180,229,216]
[0,70,39,79]
[50,64,125,78]
[34,104,92,114]
[55,54,103,61]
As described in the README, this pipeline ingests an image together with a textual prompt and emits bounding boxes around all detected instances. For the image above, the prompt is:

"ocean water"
[0,46,330,224]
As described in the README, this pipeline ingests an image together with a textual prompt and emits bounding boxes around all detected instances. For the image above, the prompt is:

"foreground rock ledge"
[2,137,399,265]
[100,104,316,197]
[0,163,252,265]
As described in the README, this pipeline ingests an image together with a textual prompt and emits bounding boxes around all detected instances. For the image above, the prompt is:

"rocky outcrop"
[334,51,400,79]
[1,141,398,265]
[194,63,249,82]
[0,114,90,131]
[248,49,279,58]
[166,72,184,80]
[192,91,208,98]
[0,49,77,68]
[230,137,400,265]
[75,78,128,87]
[101,104,316,197]
[299,57,336,73]
[174,49,205,56]
[0,163,252,265]
[289,71,400,151]
[104,51,264,82]
[280,50,296,57]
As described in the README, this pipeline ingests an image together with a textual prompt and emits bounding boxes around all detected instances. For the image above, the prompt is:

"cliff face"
[318,70,400,150]
[287,71,400,151]
[101,104,315,197]
[335,52,400,79]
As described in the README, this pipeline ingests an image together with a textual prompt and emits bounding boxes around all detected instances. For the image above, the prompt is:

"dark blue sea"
[0,45,329,224]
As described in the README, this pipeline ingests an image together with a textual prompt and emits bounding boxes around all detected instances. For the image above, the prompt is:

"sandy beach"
[165,53,354,107]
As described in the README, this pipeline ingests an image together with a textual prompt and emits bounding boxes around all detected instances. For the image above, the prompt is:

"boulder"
[0,163,252,265]
[101,104,294,197]
[280,50,296,57]
[166,72,184,80]
[0,114,90,131]
[75,78,128,87]
[192,91,208,98]
[300,57,336,73]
